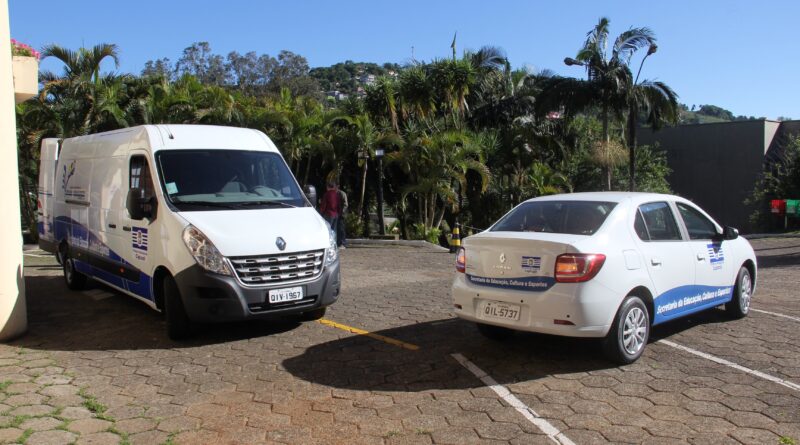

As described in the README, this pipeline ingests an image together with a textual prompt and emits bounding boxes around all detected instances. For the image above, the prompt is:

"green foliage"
[18,30,680,241]
[747,137,800,230]
[410,223,442,245]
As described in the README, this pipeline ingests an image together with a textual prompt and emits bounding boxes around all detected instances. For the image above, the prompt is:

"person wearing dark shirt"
[319,181,342,246]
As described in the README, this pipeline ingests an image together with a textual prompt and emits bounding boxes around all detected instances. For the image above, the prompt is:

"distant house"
[325,90,348,101]
[639,120,800,232]
[359,74,376,86]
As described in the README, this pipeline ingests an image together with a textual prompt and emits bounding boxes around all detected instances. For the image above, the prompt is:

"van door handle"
[650,257,662,266]
[696,254,705,262]
[108,223,117,229]
[122,226,132,232]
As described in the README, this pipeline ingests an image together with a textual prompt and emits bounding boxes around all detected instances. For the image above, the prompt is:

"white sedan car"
[452,192,757,364]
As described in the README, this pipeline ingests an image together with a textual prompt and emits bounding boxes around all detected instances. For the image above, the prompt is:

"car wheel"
[63,253,87,291]
[299,307,326,321]
[725,266,752,319]
[164,276,192,340]
[603,295,649,364]
[476,322,515,341]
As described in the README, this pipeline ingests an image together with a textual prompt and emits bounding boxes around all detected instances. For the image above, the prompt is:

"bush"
[747,137,800,230]
[344,212,363,238]
[410,223,441,244]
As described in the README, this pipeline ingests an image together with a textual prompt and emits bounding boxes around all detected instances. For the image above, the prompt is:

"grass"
[0,380,12,392]
[780,437,797,445]
[78,387,115,422]
[161,432,178,445]
[16,428,33,443]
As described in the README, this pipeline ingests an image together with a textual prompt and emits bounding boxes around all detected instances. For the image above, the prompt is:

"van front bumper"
[174,260,340,323]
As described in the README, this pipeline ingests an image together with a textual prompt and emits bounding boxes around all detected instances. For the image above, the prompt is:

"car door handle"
[650,258,662,266]
[696,254,705,262]
[122,226,132,232]
[108,223,117,229]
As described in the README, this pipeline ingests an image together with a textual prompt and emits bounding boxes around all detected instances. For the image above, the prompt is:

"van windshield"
[491,200,617,235]
[155,150,307,211]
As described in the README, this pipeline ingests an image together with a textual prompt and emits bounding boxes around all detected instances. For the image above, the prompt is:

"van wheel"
[476,322,515,341]
[164,276,192,340]
[603,295,649,364]
[726,266,752,319]
[63,255,87,290]
[299,307,326,321]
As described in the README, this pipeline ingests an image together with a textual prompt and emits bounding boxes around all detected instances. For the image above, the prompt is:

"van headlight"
[325,228,338,265]
[182,225,232,275]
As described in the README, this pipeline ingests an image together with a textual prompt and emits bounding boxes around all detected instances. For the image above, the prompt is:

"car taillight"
[456,247,466,273]
[555,253,606,283]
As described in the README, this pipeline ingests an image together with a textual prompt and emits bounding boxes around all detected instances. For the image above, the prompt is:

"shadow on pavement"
[282,317,623,391]
[14,275,301,351]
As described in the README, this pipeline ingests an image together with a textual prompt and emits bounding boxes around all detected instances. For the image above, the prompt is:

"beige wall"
[0,0,27,340]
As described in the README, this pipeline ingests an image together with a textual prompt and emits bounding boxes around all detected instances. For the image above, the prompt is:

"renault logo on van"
[276,237,286,251]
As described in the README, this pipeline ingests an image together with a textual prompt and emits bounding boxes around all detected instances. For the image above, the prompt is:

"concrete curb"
[743,233,800,240]
[346,238,451,252]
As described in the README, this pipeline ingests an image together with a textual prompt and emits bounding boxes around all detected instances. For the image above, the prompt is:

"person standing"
[336,186,348,248]
[319,181,342,246]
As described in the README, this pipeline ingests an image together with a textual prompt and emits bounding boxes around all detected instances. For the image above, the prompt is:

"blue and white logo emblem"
[276,236,286,251]
[707,243,724,270]
[132,227,148,252]
[521,256,542,273]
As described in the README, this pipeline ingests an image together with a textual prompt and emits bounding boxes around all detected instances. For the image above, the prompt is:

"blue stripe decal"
[55,216,153,301]
[653,285,734,325]
[467,274,556,292]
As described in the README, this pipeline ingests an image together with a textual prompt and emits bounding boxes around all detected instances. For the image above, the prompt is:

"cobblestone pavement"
[1,238,798,444]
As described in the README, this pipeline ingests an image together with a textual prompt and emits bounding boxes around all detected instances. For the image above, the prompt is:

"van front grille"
[229,250,325,285]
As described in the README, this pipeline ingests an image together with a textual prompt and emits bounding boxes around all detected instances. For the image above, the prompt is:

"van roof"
[60,125,279,157]
[147,125,279,153]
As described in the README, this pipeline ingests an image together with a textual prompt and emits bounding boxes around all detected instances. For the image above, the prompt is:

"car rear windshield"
[490,200,617,235]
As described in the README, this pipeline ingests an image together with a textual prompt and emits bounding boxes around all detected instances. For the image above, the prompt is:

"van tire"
[603,295,649,365]
[164,276,192,340]
[476,322,515,341]
[299,307,326,321]
[63,256,87,290]
[726,266,752,319]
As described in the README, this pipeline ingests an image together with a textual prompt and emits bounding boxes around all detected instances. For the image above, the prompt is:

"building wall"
[639,120,770,232]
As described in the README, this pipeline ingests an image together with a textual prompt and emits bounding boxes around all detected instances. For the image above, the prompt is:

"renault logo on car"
[276,237,286,251]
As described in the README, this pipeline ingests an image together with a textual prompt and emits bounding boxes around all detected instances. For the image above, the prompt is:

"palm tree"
[541,17,658,190]
[40,43,119,84]
[626,45,678,190]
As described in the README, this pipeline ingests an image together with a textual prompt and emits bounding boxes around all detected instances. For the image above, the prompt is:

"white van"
[38,125,340,339]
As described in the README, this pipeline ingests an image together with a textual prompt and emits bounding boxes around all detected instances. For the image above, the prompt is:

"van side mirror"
[304,185,317,208]
[723,226,739,240]
[127,188,154,220]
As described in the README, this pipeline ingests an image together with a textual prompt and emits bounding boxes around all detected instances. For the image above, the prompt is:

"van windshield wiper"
[173,200,239,209]
[234,200,297,208]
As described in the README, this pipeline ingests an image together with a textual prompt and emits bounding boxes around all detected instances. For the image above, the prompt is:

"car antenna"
[164,125,174,139]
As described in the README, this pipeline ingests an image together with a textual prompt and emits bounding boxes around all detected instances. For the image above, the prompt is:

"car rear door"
[632,201,695,324]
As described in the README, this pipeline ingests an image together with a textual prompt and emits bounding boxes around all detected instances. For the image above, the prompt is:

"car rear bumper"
[174,260,340,322]
[451,273,614,337]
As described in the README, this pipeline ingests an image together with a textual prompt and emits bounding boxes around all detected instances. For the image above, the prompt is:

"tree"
[541,17,661,190]
[175,42,227,85]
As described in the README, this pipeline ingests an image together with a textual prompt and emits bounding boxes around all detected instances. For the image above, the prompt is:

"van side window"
[676,202,718,240]
[130,155,156,219]
[637,202,682,241]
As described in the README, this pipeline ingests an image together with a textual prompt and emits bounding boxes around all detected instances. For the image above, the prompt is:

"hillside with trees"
[18,18,679,242]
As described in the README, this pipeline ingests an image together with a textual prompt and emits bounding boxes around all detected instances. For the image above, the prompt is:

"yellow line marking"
[317,319,420,351]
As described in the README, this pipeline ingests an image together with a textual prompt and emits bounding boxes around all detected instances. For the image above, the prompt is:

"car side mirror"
[723,226,739,240]
[126,188,154,220]
[304,185,317,208]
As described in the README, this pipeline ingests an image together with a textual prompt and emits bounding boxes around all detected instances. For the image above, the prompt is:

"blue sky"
[9,0,800,119]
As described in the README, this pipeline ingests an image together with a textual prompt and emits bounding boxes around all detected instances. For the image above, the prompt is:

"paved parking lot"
[1,238,799,444]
